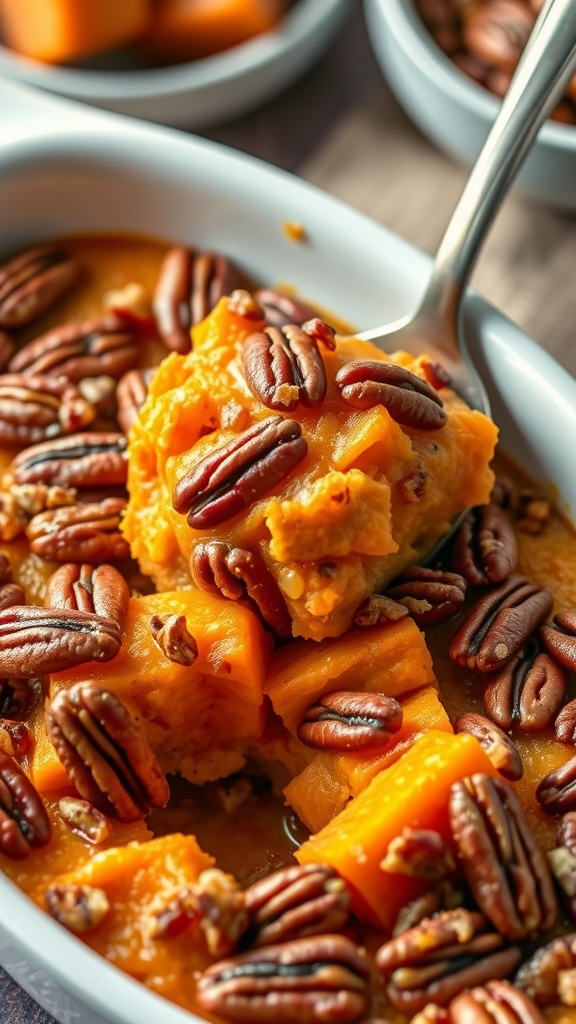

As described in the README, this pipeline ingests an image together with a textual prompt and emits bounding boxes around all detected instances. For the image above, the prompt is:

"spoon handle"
[413,0,576,352]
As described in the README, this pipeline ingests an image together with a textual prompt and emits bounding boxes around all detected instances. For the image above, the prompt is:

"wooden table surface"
[0,3,380,1021]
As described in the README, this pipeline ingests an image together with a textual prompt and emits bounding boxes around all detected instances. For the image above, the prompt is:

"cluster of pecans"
[1,237,576,1024]
[348,474,576,822]
[416,0,576,125]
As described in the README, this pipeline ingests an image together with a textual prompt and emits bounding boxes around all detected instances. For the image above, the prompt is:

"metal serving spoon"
[357,0,576,413]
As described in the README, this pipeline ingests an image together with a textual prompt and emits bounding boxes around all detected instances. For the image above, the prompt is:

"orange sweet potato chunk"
[0,0,151,63]
[296,730,498,932]
[285,686,452,833]
[50,589,272,783]
[140,0,287,63]
[38,833,216,1009]
[265,616,436,734]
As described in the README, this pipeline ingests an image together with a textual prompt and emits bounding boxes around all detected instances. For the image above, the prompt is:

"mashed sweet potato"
[123,295,497,639]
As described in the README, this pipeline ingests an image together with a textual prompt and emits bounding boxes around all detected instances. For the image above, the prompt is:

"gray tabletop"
[0,3,381,1021]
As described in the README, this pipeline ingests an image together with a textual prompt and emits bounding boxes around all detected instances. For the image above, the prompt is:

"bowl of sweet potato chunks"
[0,0,349,127]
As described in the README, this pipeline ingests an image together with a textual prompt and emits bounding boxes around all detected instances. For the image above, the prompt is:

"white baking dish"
[1,76,576,1024]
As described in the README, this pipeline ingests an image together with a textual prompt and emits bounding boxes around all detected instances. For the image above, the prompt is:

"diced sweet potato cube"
[140,0,287,64]
[285,686,452,833]
[0,0,150,63]
[296,731,498,931]
[50,589,272,783]
[265,617,436,734]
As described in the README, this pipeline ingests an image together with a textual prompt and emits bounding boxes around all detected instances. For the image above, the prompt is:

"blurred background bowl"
[363,0,576,210]
[0,0,349,128]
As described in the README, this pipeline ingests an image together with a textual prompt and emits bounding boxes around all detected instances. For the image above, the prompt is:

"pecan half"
[150,868,249,956]
[45,563,130,631]
[450,502,518,587]
[58,796,110,844]
[241,321,329,412]
[449,576,553,673]
[0,246,81,329]
[0,605,122,676]
[153,245,240,353]
[483,641,567,733]
[12,432,127,489]
[297,691,403,752]
[196,934,370,1024]
[254,289,320,330]
[0,748,51,859]
[453,712,523,780]
[335,360,447,430]
[540,609,576,671]
[449,773,557,938]
[45,680,169,822]
[149,614,198,666]
[45,883,110,934]
[449,979,545,1024]
[516,934,576,1006]
[536,754,576,815]
[8,314,140,382]
[555,698,576,744]
[375,908,521,1016]
[27,498,129,563]
[385,567,467,627]
[172,416,307,529]
[0,374,95,445]
[462,1,534,72]
[191,540,292,636]
[116,367,155,434]
[380,827,456,880]
[243,864,351,948]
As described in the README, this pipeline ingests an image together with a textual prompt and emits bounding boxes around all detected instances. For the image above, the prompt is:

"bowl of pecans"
[3,77,576,1024]
[363,0,576,210]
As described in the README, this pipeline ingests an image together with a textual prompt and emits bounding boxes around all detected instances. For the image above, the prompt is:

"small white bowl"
[0,0,349,128]
[2,78,576,1024]
[363,0,576,210]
